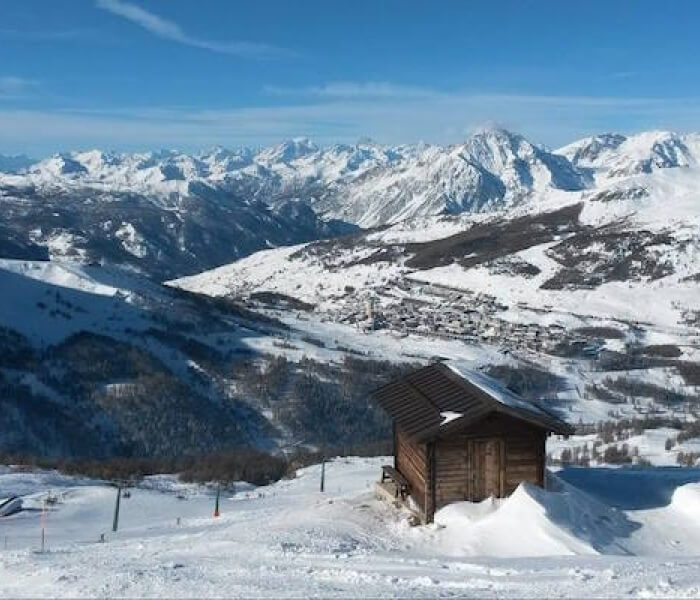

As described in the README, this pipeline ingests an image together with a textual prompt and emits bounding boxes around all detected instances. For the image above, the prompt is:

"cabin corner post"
[392,422,397,469]
[467,438,474,501]
[425,441,436,523]
[539,433,547,488]
[499,437,506,497]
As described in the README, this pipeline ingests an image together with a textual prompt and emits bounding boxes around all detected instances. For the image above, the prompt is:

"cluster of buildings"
[324,281,605,357]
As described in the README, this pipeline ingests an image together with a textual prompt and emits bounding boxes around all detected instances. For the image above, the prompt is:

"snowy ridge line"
[2,128,699,228]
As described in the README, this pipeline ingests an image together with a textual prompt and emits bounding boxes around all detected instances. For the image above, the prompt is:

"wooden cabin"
[372,362,574,523]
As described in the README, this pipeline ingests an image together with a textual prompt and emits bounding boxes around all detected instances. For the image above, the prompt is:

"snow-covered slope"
[2,460,700,598]
[1,258,470,458]
[0,258,294,456]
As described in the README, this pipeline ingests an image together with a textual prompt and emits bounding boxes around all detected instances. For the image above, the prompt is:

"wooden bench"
[381,465,409,500]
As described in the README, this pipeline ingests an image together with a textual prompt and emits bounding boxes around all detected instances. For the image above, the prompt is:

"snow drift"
[670,482,700,519]
[427,477,635,557]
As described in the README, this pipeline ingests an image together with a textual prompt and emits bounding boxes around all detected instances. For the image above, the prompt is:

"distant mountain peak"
[559,130,698,180]
[34,154,89,177]
[257,137,319,164]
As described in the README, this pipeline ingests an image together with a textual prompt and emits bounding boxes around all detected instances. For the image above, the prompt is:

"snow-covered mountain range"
[3,128,699,280]
[2,127,700,459]
[3,128,699,221]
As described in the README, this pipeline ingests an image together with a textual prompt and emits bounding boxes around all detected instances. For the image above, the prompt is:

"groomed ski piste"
[2,459,700,598]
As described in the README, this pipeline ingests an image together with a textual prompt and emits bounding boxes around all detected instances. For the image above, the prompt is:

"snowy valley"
[1,127,699,464]
[1,126,700,597]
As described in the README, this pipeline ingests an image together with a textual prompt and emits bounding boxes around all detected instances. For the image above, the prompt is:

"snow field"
[2,458,700,597]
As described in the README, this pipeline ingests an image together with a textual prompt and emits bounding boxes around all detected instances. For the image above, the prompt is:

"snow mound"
[428,479,634,557]
[670,483,700,519]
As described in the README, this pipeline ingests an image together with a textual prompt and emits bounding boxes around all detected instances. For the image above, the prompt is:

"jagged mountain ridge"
[2,128,699,279]
[4,128,699,218]
[2,129,587,229]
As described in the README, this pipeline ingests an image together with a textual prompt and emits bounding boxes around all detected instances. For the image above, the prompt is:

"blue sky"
[1,0,700,155]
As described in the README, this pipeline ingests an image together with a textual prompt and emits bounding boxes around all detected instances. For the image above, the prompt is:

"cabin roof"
[372,361,574,441]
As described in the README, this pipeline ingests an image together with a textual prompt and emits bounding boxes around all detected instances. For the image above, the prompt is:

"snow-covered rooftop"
[446,359,558,422]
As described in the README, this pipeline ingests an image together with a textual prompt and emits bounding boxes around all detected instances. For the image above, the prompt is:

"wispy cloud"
[96,0,292,59]
[0,76,38,99]
[264,81,683,109]
[264,81,442,100]
[3,88,700,155]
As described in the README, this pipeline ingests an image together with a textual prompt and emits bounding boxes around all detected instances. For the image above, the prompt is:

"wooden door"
[470,439,504,501]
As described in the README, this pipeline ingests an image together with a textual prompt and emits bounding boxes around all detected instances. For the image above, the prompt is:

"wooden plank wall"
[432,413,548,509]
[396,415,548,521]
[434,438,469,508]
[504,435,545,494]
[395,427,427,511]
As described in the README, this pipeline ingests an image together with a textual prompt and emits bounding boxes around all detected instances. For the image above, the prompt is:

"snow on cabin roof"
[439,411,463,426]
[372,361,573,441]
[445,360,557,422]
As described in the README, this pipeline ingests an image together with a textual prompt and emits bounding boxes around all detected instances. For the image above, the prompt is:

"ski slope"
[2,459,700,598]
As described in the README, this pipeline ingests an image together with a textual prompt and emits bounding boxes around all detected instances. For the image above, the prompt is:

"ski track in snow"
[2,459,700,598]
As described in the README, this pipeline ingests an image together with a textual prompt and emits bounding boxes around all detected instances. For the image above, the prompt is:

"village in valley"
[324,280,602,356]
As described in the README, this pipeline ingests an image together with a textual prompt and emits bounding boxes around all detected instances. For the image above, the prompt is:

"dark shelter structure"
[372,361,573,523]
